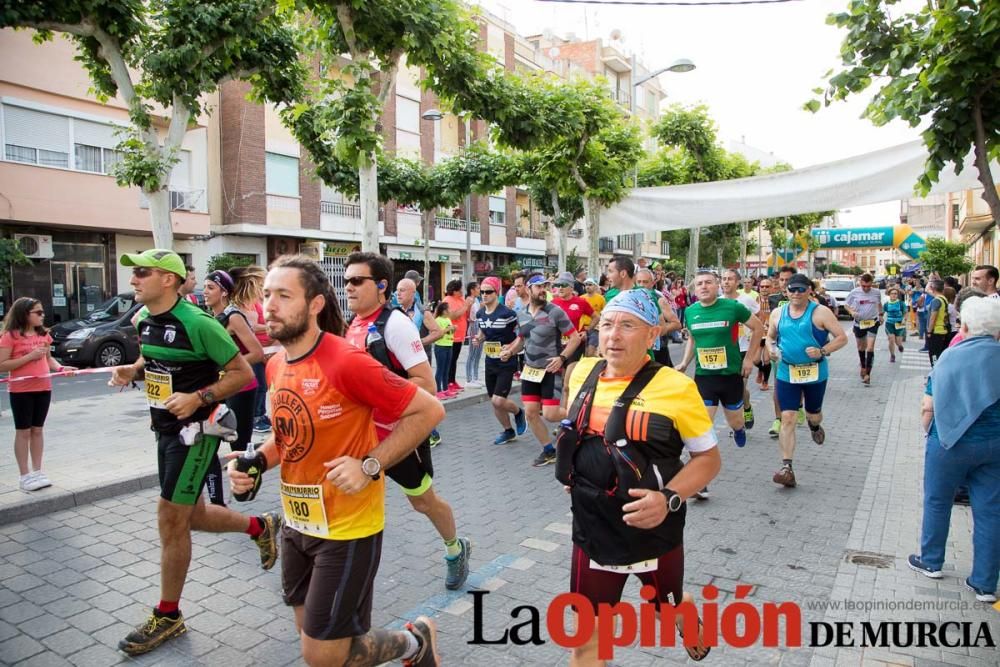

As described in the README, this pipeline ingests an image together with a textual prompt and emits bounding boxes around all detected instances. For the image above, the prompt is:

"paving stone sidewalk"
[0,343,995,666]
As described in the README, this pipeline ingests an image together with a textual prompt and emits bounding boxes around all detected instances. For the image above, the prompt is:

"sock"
[156,600,179,617]
[858,350,866,367]
[400,629,421,660]
[544,443,555,455]
[808,422,821,432]
[246,517,264,539]
[444,537,462,559]
[782,459,793,468]
[866,351,874,370]
[761,364,772,383]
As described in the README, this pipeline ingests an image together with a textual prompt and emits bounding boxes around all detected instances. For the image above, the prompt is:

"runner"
[395,277,443,447]
[582,277,606,356]
[474,276,527,445]
[558,289,718,664]
[883,286,907,363]
[635,267,683,367]
[603,255,636,301]
[754,277,774,391]
[551,271,593,390]
[767,266,804,438]
[179,265,199,306]
[109,249,277,656]
[500,274,580,467]
[844,273,883,385]
[722,269,763,428]
[676,271,763,457]
[229,254,445,666]
[344,252,471,590]
[924,279,954,366]
[766,274,848,488]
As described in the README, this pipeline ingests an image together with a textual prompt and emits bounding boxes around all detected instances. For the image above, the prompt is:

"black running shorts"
[386,440,434,496]
[485,363,515,398]
[157,431,221,505]
[281,528,383,641]
[693,374,744,410]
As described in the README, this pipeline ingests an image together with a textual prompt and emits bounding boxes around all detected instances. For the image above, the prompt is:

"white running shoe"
[32,471,52,489]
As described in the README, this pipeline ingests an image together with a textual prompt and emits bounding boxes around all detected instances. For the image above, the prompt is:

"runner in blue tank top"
[765,274,849,488]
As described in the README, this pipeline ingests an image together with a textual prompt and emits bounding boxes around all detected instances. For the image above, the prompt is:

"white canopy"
[601,140,996,233]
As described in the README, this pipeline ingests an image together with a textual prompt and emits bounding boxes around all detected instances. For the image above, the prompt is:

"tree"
[0,238,31,292]
[1,0,303,249]
[918,238,974,278]
[809,0,1000,234]
[206,253,255,273]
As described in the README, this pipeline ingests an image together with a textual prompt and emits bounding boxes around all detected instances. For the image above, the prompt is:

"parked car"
[50,293,142,367]
[822,276,856,319]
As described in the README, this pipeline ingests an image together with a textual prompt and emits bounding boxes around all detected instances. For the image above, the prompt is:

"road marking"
[544,522,572,536]
[521,537,560,552]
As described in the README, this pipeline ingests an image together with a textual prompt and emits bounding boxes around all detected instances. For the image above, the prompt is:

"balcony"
[599,238,615,254]
[435,216,481,233]
[321,201,361,218]
[615,234,635,251]
[610,90,631,108]
[518,227,545,240]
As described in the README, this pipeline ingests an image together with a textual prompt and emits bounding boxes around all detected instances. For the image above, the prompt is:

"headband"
[602,289,659,326]
[206,270,235,294]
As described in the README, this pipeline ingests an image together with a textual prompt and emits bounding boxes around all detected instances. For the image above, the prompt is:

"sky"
[477,0,926,228]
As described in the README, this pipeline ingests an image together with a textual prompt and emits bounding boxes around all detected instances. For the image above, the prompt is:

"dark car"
[50,293,142,367]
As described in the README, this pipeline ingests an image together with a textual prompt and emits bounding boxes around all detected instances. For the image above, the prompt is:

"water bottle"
[554,418,579,486]
[233,442,263,502]
[366,323,383,346]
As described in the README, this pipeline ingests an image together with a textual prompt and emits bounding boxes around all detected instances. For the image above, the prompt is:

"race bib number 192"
[789,362,820,384]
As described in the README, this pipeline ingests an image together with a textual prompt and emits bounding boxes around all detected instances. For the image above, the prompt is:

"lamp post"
[629,57,695,262]
[419,108,446,304]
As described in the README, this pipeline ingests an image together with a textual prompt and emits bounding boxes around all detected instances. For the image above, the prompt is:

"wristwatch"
[558,354,567,364]
[820,347,830,357]
[660,488,683,513]
[197,389,216,405]
[361,456,382,480]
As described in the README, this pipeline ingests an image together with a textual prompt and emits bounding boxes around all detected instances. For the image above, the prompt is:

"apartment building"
[944,187,998,269]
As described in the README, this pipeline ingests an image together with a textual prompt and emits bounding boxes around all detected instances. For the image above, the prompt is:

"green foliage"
[809,0,1000,224]
[829,262,863,276]
[918,238,974,278]
[493,261,522,282]
[206,253,254,273]
[565,248,584,276]
[0,238,32,289]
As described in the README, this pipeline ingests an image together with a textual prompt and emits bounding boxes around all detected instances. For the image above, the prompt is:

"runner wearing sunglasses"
[474,277,527,445]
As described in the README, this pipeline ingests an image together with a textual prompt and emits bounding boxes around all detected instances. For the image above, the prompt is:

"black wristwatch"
[558,354,567,364]
[197,388,216,405]
[361,456,382,480]
[820,347,830,357]
[660,488,683,513]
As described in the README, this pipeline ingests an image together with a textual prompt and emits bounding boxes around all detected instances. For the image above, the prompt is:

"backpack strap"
[567,359,607,432]
[365,306,408,377]
[603,361,663,445]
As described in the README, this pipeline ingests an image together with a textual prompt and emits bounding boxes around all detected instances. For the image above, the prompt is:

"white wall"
[114,233,267,293]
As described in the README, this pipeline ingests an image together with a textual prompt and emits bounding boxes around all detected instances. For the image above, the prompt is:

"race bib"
[144,370,173,409]
[859,319,877,329]
[789,362,820,384]
[484,341,502,359]
[281,482,330,539]
[521,366,546,383]
[697,346,728,370]
[590,558,658,574]
[738,324,748,339]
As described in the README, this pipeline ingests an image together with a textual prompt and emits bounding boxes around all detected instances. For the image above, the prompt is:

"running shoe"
[768,419,780,439]
[444,537,471,590]
[513,408,527,436]
[428,430,442,448]
[448,382,464,392]
[532,447,556,467]
[964,578,997,603]
[796,408,805,425]
[435,391,449,400]
[118,610,186,655]
[692,487,710,500]
[760,382,769,391]
[732,429,747,448]
[253,512,282,571]
[252,416,272,433]
[772,465,796,488]
[743,406,755,429]
[889,354,895,363]
[810,424,826,445]
[403,616,439,667]
[756,369,764,385]
[444,389,459,398]
[493,429,516,445]
[906,554,942,579]
[863,374,871,386]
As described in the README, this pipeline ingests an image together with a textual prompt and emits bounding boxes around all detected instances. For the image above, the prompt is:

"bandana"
[481,276,502,294]
[602,289,659,326]
[206,270,234,294]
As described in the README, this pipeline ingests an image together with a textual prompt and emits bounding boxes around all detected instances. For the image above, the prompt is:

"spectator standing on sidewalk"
[433,302,455,397]
[443,279,472,393]
[465,282,483,387]
[971,264,998,299]
[908,297,1000,604]
[0,297,76,492]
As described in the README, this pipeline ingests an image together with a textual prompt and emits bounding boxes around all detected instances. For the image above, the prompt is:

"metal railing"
[321,201,361,218]
[434,216,480,233]
[518,228,545,239]
[599,238,615,253]
[616,235,635,251]
[567,228,583,239]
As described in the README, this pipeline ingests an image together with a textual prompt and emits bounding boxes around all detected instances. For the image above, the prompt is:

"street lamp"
[629,57,695,261]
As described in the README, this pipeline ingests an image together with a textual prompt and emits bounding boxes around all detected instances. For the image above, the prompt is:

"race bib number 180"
[697,346,728,370]
[280,482,330,538]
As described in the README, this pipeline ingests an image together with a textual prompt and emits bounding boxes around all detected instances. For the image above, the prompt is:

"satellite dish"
[609,28,622,41]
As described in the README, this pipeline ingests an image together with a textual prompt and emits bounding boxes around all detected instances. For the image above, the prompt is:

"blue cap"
[526,274,549,286]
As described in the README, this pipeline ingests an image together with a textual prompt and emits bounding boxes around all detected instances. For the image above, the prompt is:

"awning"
[385,245,461,263]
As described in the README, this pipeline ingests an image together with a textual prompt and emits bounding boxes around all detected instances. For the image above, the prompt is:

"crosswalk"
[898,347,933,371]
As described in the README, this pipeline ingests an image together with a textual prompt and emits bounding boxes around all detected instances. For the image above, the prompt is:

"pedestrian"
[0,297,75,492]
[229,265,272,434]
[722,269,765,429]
[464,281,483,386]
[912,280,928,344]
[845,273,883,385]
[908,297,1000,604]
[229,254,445,665]
[558,289,718,664]
[202,269,265,505]
[110,249,277,656]
[924,279,953,366]
[883,286,906,363]
[443,279,471,393]
[433,302,454,397]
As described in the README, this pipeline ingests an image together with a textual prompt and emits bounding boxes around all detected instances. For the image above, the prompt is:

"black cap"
[787,274,812,290]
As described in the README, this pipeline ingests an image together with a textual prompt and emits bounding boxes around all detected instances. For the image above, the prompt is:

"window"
[74,144,123,174]
[265,152,299,197]
[3,106,70,167]
[489,196,506,226]
[395,96,420,134]
[951,205,960,230]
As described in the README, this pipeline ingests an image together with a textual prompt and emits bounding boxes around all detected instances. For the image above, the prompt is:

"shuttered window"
[265,152,299,197]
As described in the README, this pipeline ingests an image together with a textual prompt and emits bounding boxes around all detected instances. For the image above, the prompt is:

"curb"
[0,385,519,527]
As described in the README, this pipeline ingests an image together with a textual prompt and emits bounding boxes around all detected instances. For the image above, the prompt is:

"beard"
[531,294,548,308]
[268,309,310,344]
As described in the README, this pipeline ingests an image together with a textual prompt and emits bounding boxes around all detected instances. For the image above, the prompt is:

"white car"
[822,277,856,319]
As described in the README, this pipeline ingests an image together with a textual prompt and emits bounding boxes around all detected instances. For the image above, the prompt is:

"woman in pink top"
[0,298,76,492]
[443,279,473,392]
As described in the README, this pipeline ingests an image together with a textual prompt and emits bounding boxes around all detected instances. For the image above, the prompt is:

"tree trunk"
[584,197,601,279]
[972,99,1000,235]
[557,225,568,273]
[686,226,701,282]
[421,208,434,305]
[359,154,379,253]
[145,188,174,249]
[739,221,748,278]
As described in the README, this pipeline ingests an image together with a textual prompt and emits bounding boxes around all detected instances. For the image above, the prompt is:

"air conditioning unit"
[298,241,325,261]
[14,234,54,259]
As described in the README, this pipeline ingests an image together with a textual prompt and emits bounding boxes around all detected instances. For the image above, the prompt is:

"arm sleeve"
[672,377,719,453]
[385,311,431,371]
[333,343,418,422]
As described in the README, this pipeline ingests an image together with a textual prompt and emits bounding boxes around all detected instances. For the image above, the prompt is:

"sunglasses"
[345,276,376,286]
[552,283,570,288]
[480,289,496,295]
[787,286,808,294]
[132,267,158,278]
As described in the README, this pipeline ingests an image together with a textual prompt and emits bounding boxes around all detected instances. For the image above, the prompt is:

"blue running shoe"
[444,538,471,590]
[514,408,527,436]
[428,430,442,448]
[493,429,516,445]
[733,429,747,448]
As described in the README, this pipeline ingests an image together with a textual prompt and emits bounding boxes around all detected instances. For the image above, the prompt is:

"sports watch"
[660,488,683,513]
[361,456,382,480]
[197,388,216,405]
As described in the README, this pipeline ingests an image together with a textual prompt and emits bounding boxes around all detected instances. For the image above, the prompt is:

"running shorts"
[693,374,744,410]
[157,431,221,505]
[570,543,684,610]
[853,323,880,338]
[884,321,904,337]
[281,528,382,641]
[485,363,515,398]
[521,369,561,406]
[775,379,828,413]
[9,390,51,430]
[386,439,434,496]
[565,344,585,365]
